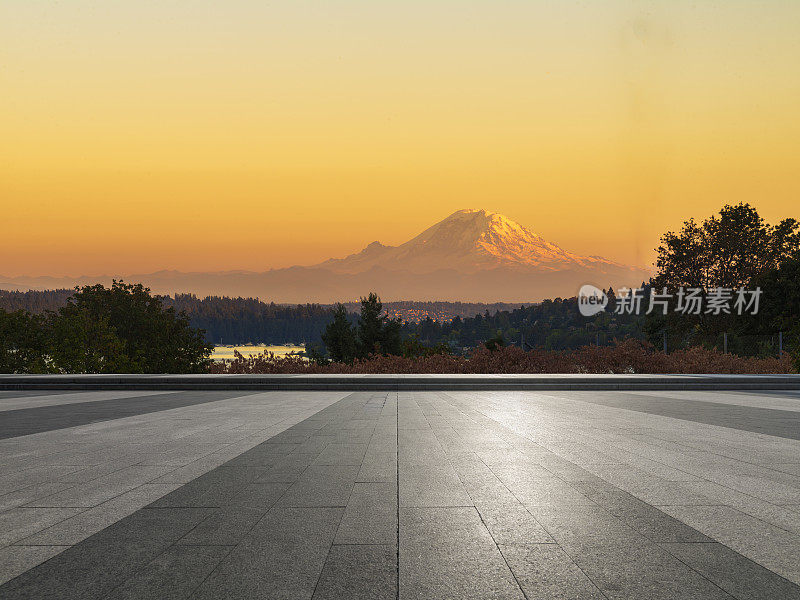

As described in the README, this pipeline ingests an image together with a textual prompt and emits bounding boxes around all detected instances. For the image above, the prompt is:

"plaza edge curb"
[1,374,799,391]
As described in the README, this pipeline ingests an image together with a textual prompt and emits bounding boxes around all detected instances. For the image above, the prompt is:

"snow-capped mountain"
[2,209,648,302]
[321,209,629,274]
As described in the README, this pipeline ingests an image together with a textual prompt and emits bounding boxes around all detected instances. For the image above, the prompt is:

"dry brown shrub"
[210,341,794,374]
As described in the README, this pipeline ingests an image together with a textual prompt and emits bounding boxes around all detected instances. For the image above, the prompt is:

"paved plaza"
[1,388,800,599]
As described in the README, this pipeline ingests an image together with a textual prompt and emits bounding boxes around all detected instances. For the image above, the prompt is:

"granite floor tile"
[312,544,397,600]
[500,543,605,600]
[400,507,524,599]
[191,507,343,600]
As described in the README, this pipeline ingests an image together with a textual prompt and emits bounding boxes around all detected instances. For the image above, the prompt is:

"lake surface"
[211,344,305,361]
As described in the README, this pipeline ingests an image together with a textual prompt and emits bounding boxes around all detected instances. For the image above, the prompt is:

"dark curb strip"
[1,374,799,391]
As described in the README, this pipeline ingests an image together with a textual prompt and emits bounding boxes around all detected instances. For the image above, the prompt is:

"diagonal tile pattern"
[0,388,799,598]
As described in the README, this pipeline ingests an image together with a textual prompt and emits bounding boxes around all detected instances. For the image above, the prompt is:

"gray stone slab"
[399,507,524,599]
[228,482,290,509]
[0,391,174,413]
[313,443,369,466]
[104,545,231,600]
[0,507,86,546]
[571,541,735,600]
[176,506,264,546]
[661,505,800,584]
[277,465,360,507]
[0,391,257,439]
[399,463,472,507]
[0,507,213,600]
[19,483,181,545]
[191,507,343,600]
[5,388,800,598]
[663,542,800,600]
[335,482,397,545]
[256,452,321,483]
[26,466,173,508]
[222,443,297,467]
[0,482,75,512]
[149,465,267,508]
[530,504,651,551]
[451,454,553,544]
[574,392,800,440]
[500,543,605,600]
[582,488,713,543]
[312,544,397,600]
[0,545,68,586]
[357,451,397,483]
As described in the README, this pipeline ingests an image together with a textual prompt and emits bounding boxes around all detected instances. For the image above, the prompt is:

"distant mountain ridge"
[1,209,650,302]
[320,209,627,274]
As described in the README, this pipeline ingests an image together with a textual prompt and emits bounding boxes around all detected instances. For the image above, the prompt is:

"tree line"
[0,290,335,346]
[2,202,799,373]
[0,282,212,373]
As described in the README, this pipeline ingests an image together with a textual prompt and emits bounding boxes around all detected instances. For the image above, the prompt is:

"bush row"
[211,339,794,374]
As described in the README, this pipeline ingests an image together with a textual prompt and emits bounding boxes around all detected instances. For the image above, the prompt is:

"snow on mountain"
[3,209,647,302]
[321,209,629,274]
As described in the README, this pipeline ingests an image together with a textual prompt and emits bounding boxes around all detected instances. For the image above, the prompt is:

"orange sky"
[2,1,799,277]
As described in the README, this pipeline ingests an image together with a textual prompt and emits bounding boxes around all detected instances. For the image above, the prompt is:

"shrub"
[211,339,794,375]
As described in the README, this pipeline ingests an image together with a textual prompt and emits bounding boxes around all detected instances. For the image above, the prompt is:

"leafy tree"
[647,204,800,350]
[48,305,128,373]
[0,309,50,373]
[356,293,402,357]
[321,304,358,363]
[749,256,800,334]
[50,281,212,373]
[654,203,799,291]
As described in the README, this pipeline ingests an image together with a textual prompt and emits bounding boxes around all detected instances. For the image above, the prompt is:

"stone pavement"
[1,389,800,599]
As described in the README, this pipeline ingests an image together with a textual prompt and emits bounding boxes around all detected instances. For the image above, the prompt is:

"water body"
[211,344,305,362]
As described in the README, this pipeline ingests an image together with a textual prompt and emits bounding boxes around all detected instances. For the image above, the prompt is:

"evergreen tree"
[356,293,402,357]
[605,285,617,313]
[321,304,357,362]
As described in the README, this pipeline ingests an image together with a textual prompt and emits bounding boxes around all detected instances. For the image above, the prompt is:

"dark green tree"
[749,256,800,334]
[647,203,800,350]
[356,292,401,357]
[0,309,50,373]
[605,285,617,313]
[321,304,358,363]
[48,305,128,373]
[49,281,212,373]
[747,256,800,363]
[653,203,799,291]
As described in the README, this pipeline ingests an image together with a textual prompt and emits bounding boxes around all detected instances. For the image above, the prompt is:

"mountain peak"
[320,208,627,275]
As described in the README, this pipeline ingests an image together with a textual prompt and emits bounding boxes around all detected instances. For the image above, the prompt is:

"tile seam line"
[444,392,800,597]
[309,392,379,599]
[451,461,530,600]
[550,392,800,442]
[97,392,353,599]
[62,392,351,599]
[435,391,612,600]
[656,539,800,594]
[475,392,800,539]
[395,391,401,600]
[0,390,267,441]
[12,416,304,516]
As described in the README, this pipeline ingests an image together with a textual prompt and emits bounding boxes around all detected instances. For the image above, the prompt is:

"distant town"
[341,300,534,323]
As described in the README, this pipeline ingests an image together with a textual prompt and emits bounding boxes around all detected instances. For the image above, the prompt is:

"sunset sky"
[2,1,799,277]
